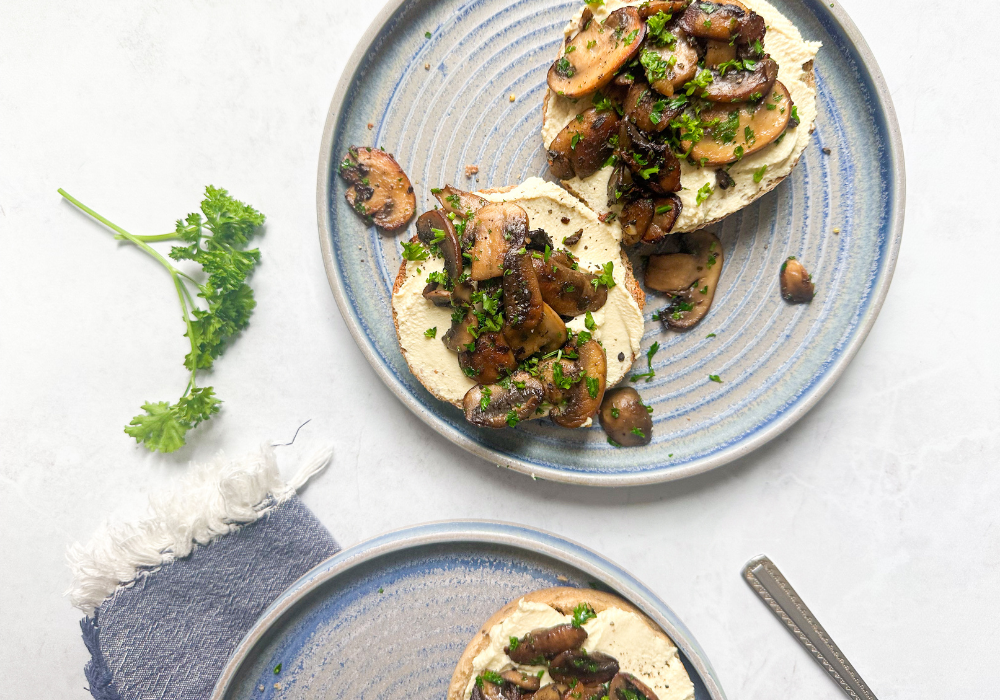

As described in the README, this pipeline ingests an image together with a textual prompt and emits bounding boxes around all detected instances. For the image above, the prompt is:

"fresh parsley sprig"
[58,186,265,453]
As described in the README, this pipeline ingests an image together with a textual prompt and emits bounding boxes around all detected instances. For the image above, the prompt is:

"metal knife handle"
[742,555,878,700]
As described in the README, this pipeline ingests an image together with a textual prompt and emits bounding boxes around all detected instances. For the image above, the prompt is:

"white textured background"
[1,0,998,698]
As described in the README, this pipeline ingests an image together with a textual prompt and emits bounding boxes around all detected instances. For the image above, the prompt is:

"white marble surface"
[1,0,998,697]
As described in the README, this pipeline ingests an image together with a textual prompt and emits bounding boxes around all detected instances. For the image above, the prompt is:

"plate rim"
[211,520,727,700]
[315,0,906,487]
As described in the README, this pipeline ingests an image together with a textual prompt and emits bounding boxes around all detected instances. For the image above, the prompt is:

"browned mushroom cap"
[463,371,544,429]
[550,339,607,429]
[704,38,737,67]
[537,355,582,407]
[563,685,606,700]
[599,388,653,447]
[458,332,518,383]
[470,680,502,700]
[467,203,529,280]
[701,57,777,103]
[624,82,681,134]
[643,195,682,243]
[503,247,544,332]
[618,120,681,194]
[548,649,619,685]
[532,252,608,316]
[678,1,764,45]
[684,81,792,165]
[444,309,478,352]
[433,184,487,220]
[547,7,646,99]
[534,685,570,700]
[620,197,654,246]
[607,161,636,207]
[641,31,699,97]
[452,279,475,306]
[339,146,416,230]
[646,230,723,329]
[506,623,588,664]
[780,256,815,303]
[547,108,620,180]
[500,669,541,692]
[609,673,660,700]
[422,282,452,306]
[504,302,568,361]
[638,0,692,18]
[416,209,463,281]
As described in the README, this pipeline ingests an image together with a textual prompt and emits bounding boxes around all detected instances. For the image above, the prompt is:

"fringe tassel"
[66,444,333,616]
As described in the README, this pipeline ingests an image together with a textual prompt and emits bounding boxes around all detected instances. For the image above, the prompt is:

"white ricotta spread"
[542,0,822,233]
[391,178,644,407]
[464,600,695,700]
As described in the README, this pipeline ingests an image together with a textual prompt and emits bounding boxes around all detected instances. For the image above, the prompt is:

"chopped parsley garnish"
[646,11,677,46]
[508,636,520,651]
[655,203,673,215]
[753,164,768,183]
[401,239,429,261]
[505,410,520,427]
[649,99,668,125]
[706,333,716,338]
[733,144,745,161]
[630,427,645,438]
[556,56,575,78]
[790,105,800,124]
[586,375,600,399]
[476,671,505,688]
[424,31,432,38]
[608,437,622,447]
[424,327,437,339]
[696,182,714,205]
[683,69,714,96]
[714,110,740,144]
[708,374,722,383]
[571,602,597,628]
[571,133,582,149]
[611,407,620,418]
[274,663,282,675]
[480,386,492,410]
[640,49,671,83]
[623,28,640,45]
[585,311,596,330]
[565,45,576,53]
[744,125,757,145]
[630,341,659,383]
[591,261,616,290]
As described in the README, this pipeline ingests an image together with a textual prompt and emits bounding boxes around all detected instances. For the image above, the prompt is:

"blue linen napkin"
[69,447,339,700]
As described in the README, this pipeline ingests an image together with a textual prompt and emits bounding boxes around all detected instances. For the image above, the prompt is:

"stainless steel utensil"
[742,555,878,700]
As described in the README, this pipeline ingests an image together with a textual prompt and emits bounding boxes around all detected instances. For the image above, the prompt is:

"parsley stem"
[124,232,179,242]
[59,188,200,373]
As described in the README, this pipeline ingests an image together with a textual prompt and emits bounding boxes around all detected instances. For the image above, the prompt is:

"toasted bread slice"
[447,586,693,700]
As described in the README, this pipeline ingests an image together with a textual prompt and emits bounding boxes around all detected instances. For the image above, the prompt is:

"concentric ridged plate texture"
[317,0,904,485]
[213,522,725,699]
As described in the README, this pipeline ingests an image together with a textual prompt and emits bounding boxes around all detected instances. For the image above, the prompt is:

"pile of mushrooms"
[471,619,660,700]
[545,0,798,245]
[411,186,612,431]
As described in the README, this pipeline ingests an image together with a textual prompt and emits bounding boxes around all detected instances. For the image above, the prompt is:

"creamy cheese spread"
[464,600,695,700]
[392,178,644,408]
[542,0,821,233]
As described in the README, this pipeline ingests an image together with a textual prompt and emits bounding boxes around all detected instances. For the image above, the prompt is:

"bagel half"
[390,179,646,409]
[448,587,695,700]
[541,0,821,234]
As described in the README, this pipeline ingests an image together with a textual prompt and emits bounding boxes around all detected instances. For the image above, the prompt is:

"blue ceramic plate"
[317,0,905,485]
[211,521,726,699]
